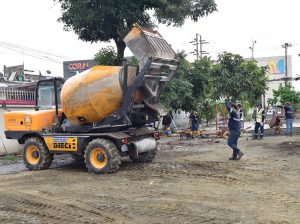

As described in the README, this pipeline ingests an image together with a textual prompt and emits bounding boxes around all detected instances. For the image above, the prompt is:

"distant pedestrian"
[253,103,265,140]
[237,104,243,121]
[162,112,172,130]
[283,102,294,136]
[225,96,244,160]
[189,112,199,132]
[189,112,199,139]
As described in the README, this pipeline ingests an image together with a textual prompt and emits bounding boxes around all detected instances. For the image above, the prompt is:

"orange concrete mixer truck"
[3,25,178,174]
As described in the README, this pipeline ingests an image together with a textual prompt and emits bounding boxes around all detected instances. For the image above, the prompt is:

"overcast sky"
[0,0,299,89]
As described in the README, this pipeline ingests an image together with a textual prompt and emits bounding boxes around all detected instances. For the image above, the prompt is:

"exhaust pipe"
[132,138,157,154]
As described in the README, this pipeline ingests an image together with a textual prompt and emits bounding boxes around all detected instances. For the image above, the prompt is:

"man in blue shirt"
[225,96,244,160]
[283,102,294,136]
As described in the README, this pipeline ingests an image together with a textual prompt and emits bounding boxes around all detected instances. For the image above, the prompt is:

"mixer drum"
[61,65,140,124]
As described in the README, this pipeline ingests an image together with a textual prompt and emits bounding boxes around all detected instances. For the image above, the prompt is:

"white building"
[255,55,292,105]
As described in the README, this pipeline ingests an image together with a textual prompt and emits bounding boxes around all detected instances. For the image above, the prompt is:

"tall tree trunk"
[114,39,126,65]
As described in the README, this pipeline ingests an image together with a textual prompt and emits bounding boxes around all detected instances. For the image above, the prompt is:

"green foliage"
[127,56,139,65]
[189,57,215,123]
[3,155,18,161]
[197,100,215,125]
[56,0,217,64]
[160,52,269,125]
[268,84,300,110]
[160,55,217,124]
[94,46,117,65]
[160,55,193,111]
[211,52,269,103]
[243,101,250,117]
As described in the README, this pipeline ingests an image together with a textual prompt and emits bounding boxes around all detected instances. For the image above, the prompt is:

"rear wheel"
[23,137,53,170]
[130,148,157,163]
[84,138,121,174]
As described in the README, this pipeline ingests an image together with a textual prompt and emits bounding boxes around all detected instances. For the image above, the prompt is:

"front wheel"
[23,137,53,170]
[84,138,121,174]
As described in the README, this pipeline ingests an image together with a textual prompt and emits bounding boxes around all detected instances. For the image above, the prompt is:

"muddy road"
[0,135,299,224]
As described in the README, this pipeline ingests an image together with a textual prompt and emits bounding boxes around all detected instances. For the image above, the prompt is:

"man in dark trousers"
[283,102,294,136]
[189,112,199,132]
[253,103,265,140]
[225,96,244,160]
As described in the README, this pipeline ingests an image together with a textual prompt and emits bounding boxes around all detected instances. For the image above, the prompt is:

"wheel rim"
[26,145,40,165]
[90,148,107,169]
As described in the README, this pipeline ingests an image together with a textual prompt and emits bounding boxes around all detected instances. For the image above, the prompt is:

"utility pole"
[249,40,257,59]
[281,42,292,86]
[189,34,209,60]
[199,35,209,59]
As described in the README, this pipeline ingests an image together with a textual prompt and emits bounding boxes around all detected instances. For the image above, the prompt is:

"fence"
[0,88,35,105]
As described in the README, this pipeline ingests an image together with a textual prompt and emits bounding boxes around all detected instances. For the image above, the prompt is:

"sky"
[0,0,299,90]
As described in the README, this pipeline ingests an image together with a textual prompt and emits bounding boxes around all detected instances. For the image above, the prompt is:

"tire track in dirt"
[82,195,239,224]
[0,192,115,224]
[118,160,275,187]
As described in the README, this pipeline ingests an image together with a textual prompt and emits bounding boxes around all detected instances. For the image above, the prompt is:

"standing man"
[189,112,199,131]
[189,112,199,138]
[253,103,265,140]
[283,102,294,136]
[225,96,244,160]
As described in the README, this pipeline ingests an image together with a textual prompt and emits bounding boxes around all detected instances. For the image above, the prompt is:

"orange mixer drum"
[61,65,141,124]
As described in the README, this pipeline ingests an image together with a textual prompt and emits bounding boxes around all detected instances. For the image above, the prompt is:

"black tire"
[130,147,157,163]
[23,137,53,170]
[84,138,121,174]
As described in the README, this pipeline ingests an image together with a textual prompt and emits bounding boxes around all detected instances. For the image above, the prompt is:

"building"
[4,64,52,82]
[0,64,52,155]
[255,55,292,105]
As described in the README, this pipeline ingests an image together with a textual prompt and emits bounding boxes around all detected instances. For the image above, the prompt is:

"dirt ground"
[0,135,299,224]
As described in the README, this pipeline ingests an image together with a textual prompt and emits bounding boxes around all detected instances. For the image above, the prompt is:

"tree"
[160,54,193,111]
[127,56,138,65]
[160,54,215,117]
[211,52,269,103]
[189,57,215,123]
[94,46,117,65]
[56,0,217,64]
[268,84,300,110]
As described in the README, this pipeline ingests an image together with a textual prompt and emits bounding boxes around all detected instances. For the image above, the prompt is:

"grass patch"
[2,154,18,161]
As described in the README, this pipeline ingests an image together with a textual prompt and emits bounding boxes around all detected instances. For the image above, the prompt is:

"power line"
[0,44,63,64]
[0,40,72,60]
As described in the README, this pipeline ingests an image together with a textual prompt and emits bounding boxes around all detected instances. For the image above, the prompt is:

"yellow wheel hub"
[26,145,40,165]
[90,148,107,169]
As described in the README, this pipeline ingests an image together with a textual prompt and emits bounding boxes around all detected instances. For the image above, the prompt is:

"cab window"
[37,80,63,110]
